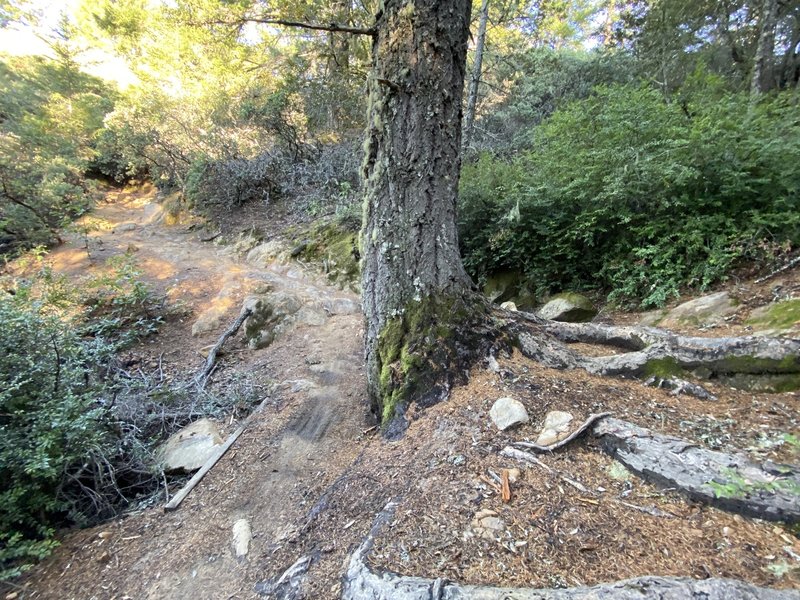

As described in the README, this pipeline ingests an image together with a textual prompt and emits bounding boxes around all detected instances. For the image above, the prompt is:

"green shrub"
[459,84,800,307]
[0,290,117,579]
[0,256,165,580]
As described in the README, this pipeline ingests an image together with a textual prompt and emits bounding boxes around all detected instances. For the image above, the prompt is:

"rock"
[506,468,521,483]
[639,309,666,326]
[295,306,327,326]
[160,419,223,473]
[126,243,139,253]
[325,297,361,315]
[114,222,137,233]
[290,241,309,257]
[747,299,800,333]
[242,292,303,349]
[486,354,500,373]
[245,240,286,267]
[483,271,522,303]
[199,344,224,358]
[489,397,529,431]
[535,411,575,446]
[191,306,230,336]
[469,509,506,541]
[285,379,317,393]
[660,291,738,328]
[537,293,596,322]
[500,301,517,311]
[232,518,251,559]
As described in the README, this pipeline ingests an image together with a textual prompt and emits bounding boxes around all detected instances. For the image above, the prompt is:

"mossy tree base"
[373,294,502,438]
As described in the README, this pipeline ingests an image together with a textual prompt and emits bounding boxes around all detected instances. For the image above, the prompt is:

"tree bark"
[361,0,491,436]
[750,0,779,96]
[462,0,490,153]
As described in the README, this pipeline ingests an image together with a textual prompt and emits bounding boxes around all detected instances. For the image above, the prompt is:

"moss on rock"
[296,220,360,291]
[747,299,800,331]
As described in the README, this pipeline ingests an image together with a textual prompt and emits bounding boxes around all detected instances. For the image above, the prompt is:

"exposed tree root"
[594,418,800,523]
[509,311,799,384]
[512,412,612,453]
[342,500,799,600]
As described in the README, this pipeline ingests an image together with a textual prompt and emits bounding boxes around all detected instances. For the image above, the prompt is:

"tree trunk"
[361,0,491,437]
[462,0,490,153]
[750,0,779,96]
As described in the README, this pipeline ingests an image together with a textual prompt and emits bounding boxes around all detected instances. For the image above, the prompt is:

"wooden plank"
[164,425,245,512]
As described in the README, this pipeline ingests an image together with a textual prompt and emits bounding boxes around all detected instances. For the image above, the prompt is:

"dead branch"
[513,412,612,453]
[755,253,800,283]
[196,308,252,388]
[500,446,553,473]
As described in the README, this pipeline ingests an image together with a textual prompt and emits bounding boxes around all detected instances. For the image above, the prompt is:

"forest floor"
[5,185,800,599]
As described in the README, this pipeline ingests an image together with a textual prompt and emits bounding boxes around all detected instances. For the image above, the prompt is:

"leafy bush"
[0,256,166,580]
[0,287,118,579]
[459,84,800,307]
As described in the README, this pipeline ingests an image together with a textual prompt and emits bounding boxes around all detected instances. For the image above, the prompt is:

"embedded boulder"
[537,293,596,323]
[660,291,738,329]
[160,418,223,473]
[241,292,303,349]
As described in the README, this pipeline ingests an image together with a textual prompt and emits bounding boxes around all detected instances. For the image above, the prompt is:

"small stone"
[232,519,251,558]
[486,354,501,373]
[535,411,574,446]
[506,468,521,483]
[489,397,529,431]
[451,454,466,466]
[500,301,517,312]
[114,222,137,233]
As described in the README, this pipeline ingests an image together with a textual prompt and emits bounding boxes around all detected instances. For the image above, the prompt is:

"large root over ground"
[510,311,799,388]
[342,501,800,600]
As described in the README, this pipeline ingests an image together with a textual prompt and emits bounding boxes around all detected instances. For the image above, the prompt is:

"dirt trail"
[22,186,376,599]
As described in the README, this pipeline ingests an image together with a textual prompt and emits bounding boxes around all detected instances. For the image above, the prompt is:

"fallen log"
[342,500,800,600]
[593,417,800,523]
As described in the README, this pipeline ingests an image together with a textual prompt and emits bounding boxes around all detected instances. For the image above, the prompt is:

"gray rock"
[537,293,596,322]
[325,297,361,315]
[160,418,223,473]
[500,301,517,311]
[660,291,738,329]
[535,410,574,446]
[114,222,138,233]
[639,309,666,327]
[489,397,529,431]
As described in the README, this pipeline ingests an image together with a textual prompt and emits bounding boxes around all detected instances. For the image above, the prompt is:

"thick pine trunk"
[361,0,485,436]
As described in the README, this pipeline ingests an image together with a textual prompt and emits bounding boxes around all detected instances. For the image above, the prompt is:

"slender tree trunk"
[750,0,779,97]
[462,0,490,153]
[361,0,491,437]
